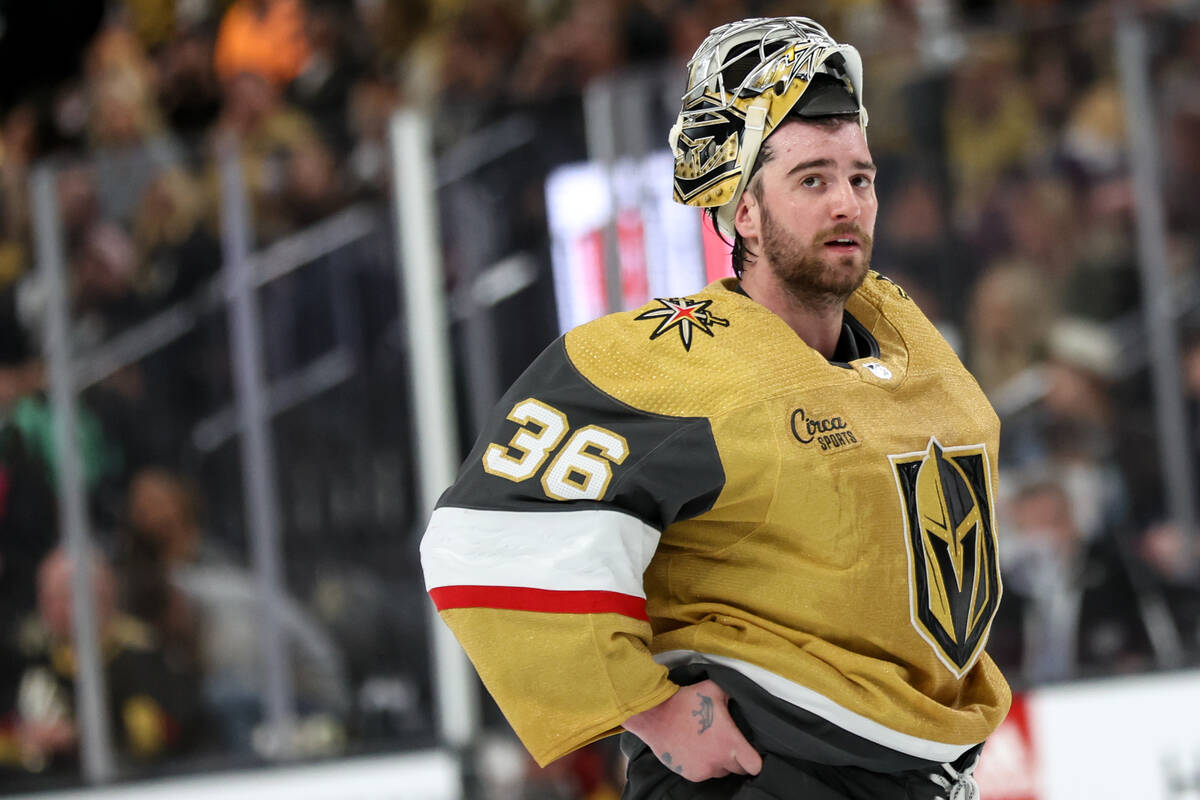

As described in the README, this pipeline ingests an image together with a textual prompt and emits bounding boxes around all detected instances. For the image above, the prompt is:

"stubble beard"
[760,203,873,311]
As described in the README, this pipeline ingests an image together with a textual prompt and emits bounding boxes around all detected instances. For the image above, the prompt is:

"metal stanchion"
[217,142,298,745]
[1116,11,1192,668]
[388,109,481,798]
[31,165,116,784]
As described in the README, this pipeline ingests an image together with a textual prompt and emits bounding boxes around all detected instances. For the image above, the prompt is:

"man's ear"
[734,184,760,241]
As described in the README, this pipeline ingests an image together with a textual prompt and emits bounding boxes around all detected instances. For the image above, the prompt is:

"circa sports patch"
[889,437,1001,678]
[789,407,863,453]
[635,297,730,351]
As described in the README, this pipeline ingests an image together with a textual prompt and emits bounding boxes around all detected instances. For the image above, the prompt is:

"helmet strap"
[716,97,771,237]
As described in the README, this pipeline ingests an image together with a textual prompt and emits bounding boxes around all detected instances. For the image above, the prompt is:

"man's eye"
[800,176,822,188]
[852,175,874,188]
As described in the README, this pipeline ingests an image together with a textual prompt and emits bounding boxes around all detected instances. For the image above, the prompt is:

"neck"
[740,269,847,359]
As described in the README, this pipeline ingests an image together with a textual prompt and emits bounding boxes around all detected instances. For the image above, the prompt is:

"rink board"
[975,668,1200,800]
[12,670,1200,800]
[6,749,459,800]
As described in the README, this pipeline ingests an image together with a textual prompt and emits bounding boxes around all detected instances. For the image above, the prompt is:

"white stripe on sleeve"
[420,506,662,597]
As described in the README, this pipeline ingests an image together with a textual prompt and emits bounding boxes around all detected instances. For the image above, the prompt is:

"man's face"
[737,120,877,306]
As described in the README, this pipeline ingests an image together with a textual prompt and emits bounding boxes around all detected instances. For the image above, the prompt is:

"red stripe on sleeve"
[429,585,649,622]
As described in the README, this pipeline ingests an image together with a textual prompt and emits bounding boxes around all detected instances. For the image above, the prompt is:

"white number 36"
[482,399,628,501]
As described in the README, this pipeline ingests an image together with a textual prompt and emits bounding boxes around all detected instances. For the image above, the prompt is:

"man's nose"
[829,181,861,221]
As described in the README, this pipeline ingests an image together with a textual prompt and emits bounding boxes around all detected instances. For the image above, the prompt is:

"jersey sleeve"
[419,335,725,764]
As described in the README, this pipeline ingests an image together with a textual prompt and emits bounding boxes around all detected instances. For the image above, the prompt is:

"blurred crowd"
[0,0,432,788]
[0,0,1198,797]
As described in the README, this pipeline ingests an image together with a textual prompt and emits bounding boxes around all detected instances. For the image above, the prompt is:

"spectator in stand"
[964,258,1055,396]
[72,197,218,476]
[664,0,754,64]
[1136,520,1200,663]
[872,167,975,343]
[996,315,1167,537]
[1061,80,1126,187]
[972,171,1080,288]
[990,477,1156,685]
[1033,320,1136,537]
[1129,331,1200,662]
[132,167,222,308]
[353,0,434,75]
[72,222,149,345]
[209,65,347,369]
[155,26,224,145]
[288,2,363,153]
[1160,21,1200,236]
[127,165,224,455]
[0,419,57,641]
[0,547,202,778]
[943,35,1039,230]
[1022,30,1095,144]
[345,74,401,200]
[509,1,625,101]
[209,70,324,242]
[214,0,311,90]
[85,24,186,226]
[1059,172,1141,323]
[86,21,158,97]
[55,165,103,257]
[282,141,346,227]
[115,467,350,755]
[433,0,532,143]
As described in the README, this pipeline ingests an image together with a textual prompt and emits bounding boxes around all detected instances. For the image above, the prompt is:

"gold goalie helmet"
[669,17,868,237]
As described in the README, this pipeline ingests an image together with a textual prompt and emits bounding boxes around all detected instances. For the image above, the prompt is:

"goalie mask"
[669,17,868,237]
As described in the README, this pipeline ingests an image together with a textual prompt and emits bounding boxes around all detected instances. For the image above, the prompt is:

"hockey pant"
[620,662,984,800]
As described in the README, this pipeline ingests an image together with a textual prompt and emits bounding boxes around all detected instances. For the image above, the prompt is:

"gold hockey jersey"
[421,274,1011,767]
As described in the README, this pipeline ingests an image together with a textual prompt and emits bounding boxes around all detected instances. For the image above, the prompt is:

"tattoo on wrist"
[692,693,714,734]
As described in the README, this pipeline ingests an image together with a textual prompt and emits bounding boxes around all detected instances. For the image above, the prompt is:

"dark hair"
[718,112,862,277]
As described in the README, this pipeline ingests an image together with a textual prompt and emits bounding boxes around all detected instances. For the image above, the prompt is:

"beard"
[760,203,873,309]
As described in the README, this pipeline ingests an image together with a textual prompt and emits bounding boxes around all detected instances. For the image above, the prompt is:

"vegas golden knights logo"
[889,438,1001,677]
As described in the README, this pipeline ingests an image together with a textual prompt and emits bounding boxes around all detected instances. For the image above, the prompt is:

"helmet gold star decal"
[635,297,730,351]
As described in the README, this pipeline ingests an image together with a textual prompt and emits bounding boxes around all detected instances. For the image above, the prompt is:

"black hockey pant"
[620,663,984,800]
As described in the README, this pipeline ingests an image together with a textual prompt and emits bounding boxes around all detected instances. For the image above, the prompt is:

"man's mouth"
[824,236,861,251]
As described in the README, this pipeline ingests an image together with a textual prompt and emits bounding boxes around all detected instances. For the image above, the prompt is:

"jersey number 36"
[482,398,628,501]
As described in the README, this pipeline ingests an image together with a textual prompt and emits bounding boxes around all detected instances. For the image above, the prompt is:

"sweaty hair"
[716,112,862,278]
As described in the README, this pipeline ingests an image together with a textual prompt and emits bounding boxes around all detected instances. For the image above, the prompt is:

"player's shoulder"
[854,270,916,314]
[851,269,968,373]
[563,279,785,417]
[848,270,938,335]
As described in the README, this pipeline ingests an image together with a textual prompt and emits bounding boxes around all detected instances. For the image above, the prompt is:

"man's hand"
[623,679,762,782]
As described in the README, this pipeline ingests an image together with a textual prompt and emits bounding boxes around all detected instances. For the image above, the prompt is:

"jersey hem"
[653,649,979,763]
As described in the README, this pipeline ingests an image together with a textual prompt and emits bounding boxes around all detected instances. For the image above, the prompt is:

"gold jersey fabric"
[421,274,1011,766]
